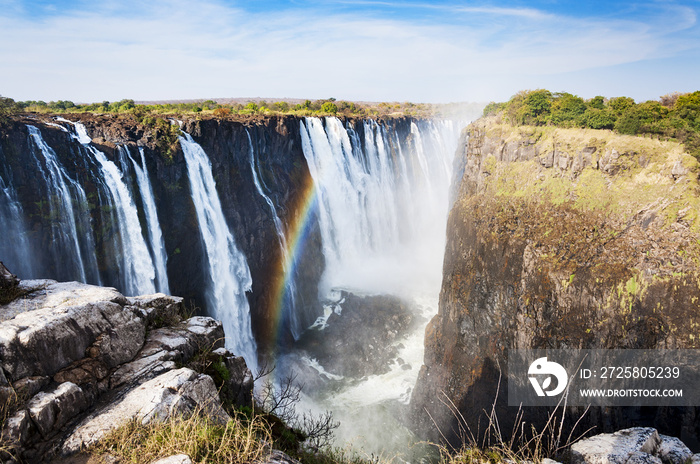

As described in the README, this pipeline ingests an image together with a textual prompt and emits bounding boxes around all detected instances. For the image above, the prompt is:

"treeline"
[0,96,435,118]
[484,90,700,158]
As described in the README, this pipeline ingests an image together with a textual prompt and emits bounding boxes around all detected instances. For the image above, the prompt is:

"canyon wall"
[412,117,700,446]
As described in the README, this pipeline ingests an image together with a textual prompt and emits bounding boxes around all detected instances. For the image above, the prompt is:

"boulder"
[0,261,19,289]
[570,428,661,464]
[27,382,89,438]
[127,293,184,327]
[0,280,145,381]
[625,452,663,464]
[261,450,302,464]
[110,317,225,390]
[62,368,230,454]
[212,347,254,407]
[151,454,193,464]
[1,409,33,450]
[657,435,693,464]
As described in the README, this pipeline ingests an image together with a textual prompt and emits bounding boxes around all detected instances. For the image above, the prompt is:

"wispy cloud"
[0,0,698,102]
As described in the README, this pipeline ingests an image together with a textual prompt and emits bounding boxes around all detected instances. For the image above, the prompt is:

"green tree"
[321,102,338,114]
[581,108,616,130]
[245,102,259,112]
[589,96,605,110]
[505,89,552,125]
[482,101,504,117]
[674,91,700,130]
[608,96,635,114]
[0,96,18,124]
[550,92,586,127]
[273,101,289,112]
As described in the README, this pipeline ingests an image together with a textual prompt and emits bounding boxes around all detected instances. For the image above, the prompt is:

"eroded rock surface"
[411,120,700,443]
[0,279,253,462]
[62,368,230,454]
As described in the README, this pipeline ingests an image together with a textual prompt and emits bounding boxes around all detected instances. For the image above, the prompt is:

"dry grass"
[93,409,271,464]
[430,375,592,464]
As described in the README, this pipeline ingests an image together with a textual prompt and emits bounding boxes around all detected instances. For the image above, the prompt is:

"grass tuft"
[94,409,270,464]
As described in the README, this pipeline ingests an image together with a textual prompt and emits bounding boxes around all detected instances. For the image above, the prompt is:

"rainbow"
[266,170,319,350]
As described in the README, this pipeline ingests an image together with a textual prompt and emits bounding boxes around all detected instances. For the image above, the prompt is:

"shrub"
[581,108,616,130]
[213,107,231,117]
[589,96,605,110]
[321,102,338,114]
[549,93,586,127]
[608,96,635,114]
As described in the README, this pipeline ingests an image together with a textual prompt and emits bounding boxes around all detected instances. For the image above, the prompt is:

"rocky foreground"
[0,274,254,462]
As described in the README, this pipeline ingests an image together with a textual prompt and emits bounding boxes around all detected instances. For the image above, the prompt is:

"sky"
[1,0,699,104]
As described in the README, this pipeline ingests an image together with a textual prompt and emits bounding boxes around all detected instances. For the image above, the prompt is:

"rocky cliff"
[411,118,700,445]
[0,114,325,349]
[0,277,253,462]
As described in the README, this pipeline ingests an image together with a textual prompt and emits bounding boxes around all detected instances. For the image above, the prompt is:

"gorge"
[0,112,463,456]
[3,108,700,461]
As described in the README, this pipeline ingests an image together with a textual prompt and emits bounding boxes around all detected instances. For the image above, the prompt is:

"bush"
[549,93,586,127]
[213,107,231,117]
[581,108,616,130]
[321,102,338,114]
[0,96,18,123]
[608,96,635,114]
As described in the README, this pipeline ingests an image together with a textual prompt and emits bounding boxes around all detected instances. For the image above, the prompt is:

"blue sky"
[1,0,699,103]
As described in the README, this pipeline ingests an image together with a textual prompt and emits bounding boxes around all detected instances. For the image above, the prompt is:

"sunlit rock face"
[411,118,700,446]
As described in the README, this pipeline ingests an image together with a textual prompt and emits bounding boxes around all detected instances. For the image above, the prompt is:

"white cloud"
[0,0,698,102]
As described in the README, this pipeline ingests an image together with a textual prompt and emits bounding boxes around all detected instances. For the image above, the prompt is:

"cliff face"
[0,113,427,352]
[0,114,323,349]
[412,118,700,444]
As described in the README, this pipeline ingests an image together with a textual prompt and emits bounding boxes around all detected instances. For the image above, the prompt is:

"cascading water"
[128,147,170,294]
[299,117,459,298]
[0,176,36,278]
[246,130,304,340]
[179,132,257,370]
[70,123,157,296]
[296,116,462,455]
[26,125,101,284]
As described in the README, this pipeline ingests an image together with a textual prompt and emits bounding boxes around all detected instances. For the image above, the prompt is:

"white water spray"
[300,117,459,298]
[297,116,463,455]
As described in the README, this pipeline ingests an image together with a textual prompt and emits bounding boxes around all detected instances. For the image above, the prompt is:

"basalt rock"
[0,262,18,289]
[296,292,423,378]
[411,119,700,445]
[0,280,253,462]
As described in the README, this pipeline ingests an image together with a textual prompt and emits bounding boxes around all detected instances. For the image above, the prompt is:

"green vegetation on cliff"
[483,90,700,158]
[458,118,700,348]
[2,95,478,119]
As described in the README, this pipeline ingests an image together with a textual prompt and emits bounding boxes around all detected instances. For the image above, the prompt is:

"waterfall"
[299,117,460,298]
[179,132,257,370]
[26,125,101,284]
[0,176,36,277]
[66,123,157,296]
[128,147,170,294]
[246,130,303,339]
